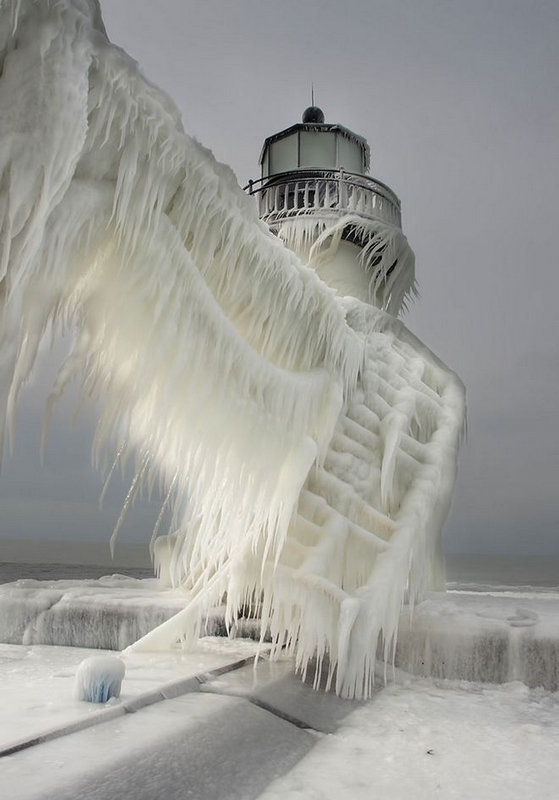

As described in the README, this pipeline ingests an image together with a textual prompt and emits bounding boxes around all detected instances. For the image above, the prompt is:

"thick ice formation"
[0,0,465,698]
[74,654,125,702]
[275,215,417,314]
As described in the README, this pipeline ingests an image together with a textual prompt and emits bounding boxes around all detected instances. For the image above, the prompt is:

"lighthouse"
[247,106,416,315]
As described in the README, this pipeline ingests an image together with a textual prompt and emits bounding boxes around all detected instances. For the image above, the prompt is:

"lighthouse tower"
[247,106,415,315]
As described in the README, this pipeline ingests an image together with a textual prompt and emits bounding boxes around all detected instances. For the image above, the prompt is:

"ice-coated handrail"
[245,169,402,229]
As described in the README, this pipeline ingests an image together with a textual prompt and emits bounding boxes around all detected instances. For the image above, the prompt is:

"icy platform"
[0,575,239,650]
[0,642,360,800]
[0,578,558,690]
[394,590,559,690]
[2,642,558,800]
[1,580,558,799]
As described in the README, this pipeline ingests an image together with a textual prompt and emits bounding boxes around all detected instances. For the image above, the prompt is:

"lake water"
[1,547,558,591]
[445,553,559,592]
[0,561,153,583]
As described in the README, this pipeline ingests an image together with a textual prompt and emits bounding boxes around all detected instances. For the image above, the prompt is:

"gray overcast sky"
[1,0,558,556]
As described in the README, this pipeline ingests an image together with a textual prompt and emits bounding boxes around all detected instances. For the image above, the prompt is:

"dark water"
[445,554,559,592]
[1,553,559,591]
[0,561,154,584]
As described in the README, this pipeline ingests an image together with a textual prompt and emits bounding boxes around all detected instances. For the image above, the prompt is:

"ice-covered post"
[74,656,125,703]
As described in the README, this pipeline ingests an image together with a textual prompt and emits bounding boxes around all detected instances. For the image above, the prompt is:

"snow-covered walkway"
[1,642,358,799]
[1,640,558,800]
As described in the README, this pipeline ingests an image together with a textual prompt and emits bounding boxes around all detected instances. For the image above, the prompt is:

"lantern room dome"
[302,105,325,124]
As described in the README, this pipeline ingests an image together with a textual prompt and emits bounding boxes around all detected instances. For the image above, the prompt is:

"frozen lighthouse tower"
[236,107,465,697]
[0,0,465,700]
[247,106,415,314]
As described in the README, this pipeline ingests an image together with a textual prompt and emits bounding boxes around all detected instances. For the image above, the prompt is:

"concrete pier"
[0,578,558,690]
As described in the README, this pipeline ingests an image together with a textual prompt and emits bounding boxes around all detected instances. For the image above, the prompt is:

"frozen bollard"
[74,656,126,703]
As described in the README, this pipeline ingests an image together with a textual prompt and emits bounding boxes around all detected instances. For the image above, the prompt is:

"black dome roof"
[302,106,325,124]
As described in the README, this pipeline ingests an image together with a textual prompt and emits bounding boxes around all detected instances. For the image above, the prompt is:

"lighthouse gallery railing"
[246,169,402,229]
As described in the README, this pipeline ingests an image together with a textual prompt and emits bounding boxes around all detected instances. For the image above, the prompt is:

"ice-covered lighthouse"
[246,105,415,314]
[0,0,465,698]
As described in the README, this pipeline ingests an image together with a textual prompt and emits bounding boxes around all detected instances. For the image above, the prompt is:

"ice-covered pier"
[0,578,557,691]
[2,582,559,800]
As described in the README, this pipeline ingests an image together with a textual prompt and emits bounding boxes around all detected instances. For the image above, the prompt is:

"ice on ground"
[0,638,260,751]
[3,648,558,800]
[2,691,315,800]
[3,578,558,690]
[260,671,559,800]
[0,576,188,650]
[394,591,559,690]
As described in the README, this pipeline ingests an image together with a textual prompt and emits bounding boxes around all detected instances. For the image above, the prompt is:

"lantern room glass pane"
[261,147,269,178]
[338,136,363,173]
[269,134,298,175]
[299,131,336,168]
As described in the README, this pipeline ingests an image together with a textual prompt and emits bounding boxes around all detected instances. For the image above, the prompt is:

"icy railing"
[246,169,402,229]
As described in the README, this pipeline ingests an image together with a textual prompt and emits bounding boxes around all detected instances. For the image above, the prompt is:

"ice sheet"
[0,638,259,751]
[260,672,559,800]
[3,648,558,800]
[394,591,559,689]
[0,576,187,649]
[4,579,558,691]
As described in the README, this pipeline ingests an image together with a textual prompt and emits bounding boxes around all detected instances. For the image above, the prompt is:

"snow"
[393,591,559,690]
[2,641,558,800]
[260,672,559,800]
[0,575,188,649]
[0,638,260,753]
[0,0,465,698]
[3,576,558,692]
[1,645,314,800]
[3,689,314,800]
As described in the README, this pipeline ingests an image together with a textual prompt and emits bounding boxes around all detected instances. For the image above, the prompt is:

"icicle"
[275,215,417,314]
